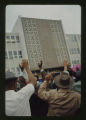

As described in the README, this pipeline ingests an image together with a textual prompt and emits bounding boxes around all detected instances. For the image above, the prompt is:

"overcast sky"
[6,5,81,34]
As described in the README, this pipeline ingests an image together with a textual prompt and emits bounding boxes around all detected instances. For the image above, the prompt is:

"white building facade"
[5,33,24,76]
[65,34,81,67]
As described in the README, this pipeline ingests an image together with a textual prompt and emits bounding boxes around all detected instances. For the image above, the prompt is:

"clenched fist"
[21,59,29,69]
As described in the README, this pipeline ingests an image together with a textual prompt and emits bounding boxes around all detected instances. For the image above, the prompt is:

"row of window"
[5,50,22,59]
[69,48,80,54]
[7,67,21,75]
[11,67,20,73]
[6,35,19,40]
[6,36,20,43]
[72,60,80,65]
[67,35,80,43]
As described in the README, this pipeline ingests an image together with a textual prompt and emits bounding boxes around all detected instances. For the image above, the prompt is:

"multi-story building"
[6,17,81,75]
[11,16,70,70]
[5,33,24,76]
[65,34,81,67]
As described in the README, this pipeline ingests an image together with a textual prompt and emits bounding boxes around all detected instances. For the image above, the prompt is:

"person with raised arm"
[38,71,81,116]
[5,59,36,116]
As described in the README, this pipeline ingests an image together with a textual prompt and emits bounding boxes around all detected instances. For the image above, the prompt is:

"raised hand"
[38,60,43,69]
[19,64,24,72]
[21,60,29,69]
[63,60,69,67]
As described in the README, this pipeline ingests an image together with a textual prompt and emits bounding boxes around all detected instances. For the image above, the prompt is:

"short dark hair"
[6,78,17,89]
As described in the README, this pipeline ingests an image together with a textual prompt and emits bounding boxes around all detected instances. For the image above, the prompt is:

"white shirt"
[5,83,35,116]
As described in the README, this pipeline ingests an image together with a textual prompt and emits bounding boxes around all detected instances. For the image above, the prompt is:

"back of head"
[54,71,74,89]
[75,70,81,81]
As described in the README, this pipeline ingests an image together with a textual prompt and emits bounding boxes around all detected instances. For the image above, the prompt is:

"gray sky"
[6,5,81,34]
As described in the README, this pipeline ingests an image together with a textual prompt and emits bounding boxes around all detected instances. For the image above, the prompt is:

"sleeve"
[17,83,35,99]
[37,81,52,101]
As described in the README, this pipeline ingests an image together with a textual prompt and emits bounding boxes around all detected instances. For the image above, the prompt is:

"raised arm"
[21,60,36,86]
[63,60,69,71]
[38,60,46,80]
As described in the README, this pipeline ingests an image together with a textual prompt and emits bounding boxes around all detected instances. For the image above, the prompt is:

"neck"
[59,88,70,91]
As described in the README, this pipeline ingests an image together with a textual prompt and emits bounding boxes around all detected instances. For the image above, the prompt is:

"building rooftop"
[19,16,61,22]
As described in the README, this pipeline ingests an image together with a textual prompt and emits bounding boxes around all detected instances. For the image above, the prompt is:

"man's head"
[54,71,74,89]
[75,70,81,81]
[5,71,17,91]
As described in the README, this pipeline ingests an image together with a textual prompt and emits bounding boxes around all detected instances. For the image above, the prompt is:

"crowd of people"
[5,59,81,116]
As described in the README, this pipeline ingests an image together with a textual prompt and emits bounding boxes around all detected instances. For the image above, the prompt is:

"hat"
[54,71,74,88]
[6,71,17,81]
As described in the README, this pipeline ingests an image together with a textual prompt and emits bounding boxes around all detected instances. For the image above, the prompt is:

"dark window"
[77,48,80,54]
[6,36,10,39]
[11,36,15,39]
[16,36,20,42]
[13,51,17,58]
[18,51,22,58]
[74,48,76,54]
[18,51,22,55]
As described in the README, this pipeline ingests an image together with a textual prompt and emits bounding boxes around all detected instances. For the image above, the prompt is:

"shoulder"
[26,83,34,88]
[71,90,81,98]
[17,83,35,97]
[48,89,57,94]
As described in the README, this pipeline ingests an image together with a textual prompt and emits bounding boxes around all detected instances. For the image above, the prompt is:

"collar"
[58,88,71,93]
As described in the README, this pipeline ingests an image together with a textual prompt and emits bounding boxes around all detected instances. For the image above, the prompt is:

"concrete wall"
[20,17,70,70]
